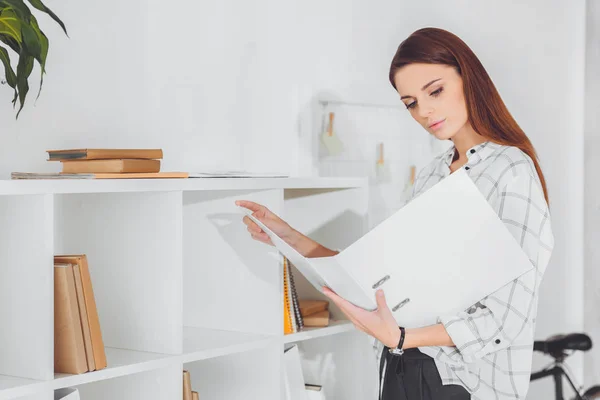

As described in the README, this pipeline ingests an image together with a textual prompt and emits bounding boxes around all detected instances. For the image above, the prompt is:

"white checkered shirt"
[377,141,554,399]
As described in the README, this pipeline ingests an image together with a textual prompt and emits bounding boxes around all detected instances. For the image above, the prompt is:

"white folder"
[240,168,533,328]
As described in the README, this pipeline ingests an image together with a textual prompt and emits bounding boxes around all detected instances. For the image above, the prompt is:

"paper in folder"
[240,168,534,328]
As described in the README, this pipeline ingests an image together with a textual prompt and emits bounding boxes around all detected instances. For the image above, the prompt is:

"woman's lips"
[429,119,446,130]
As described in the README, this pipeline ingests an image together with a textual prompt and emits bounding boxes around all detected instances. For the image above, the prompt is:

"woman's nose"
[418,103,434,119]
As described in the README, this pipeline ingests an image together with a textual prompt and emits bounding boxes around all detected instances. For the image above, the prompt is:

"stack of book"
[11,148,189,179]
[283,257,330,334]
[54,255,107,374]
[183,370,199,400]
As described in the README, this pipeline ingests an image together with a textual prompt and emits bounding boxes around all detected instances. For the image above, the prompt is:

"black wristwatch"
[388,326,405,355]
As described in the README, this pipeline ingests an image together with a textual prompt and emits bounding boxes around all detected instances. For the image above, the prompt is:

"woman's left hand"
[323,287,401,349]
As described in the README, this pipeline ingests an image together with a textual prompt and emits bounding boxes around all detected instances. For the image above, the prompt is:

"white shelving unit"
[0,177,378,400]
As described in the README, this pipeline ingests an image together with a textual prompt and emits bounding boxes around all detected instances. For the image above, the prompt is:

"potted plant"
[0,0,67,118]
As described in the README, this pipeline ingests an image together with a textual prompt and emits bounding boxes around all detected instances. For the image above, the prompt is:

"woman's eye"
[406,102,416,110]
[430,87,443,97]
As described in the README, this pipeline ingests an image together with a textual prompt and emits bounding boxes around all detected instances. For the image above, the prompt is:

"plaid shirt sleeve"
[436,173,554,364]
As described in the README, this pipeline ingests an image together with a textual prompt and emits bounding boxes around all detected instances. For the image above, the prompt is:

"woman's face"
[393,63,469,141]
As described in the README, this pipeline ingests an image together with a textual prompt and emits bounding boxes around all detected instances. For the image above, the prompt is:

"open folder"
[240,168,533,328]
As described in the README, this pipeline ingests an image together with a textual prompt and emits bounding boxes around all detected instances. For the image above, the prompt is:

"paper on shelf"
[189,171,288,178]
[239,168,534,328]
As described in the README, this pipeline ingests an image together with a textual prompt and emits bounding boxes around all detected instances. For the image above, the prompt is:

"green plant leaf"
[20,21,40,61]
[29,14,46,98]
[0,8,22,43]
[0,32,21,53]
[0,0,32,23]
[14,49,32,118]
[0,44,17,88]
[25,0,66,36]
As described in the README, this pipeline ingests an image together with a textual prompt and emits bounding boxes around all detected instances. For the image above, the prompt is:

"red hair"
[389,27,549,203]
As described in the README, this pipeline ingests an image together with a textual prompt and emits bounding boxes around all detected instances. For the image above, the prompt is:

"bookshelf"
[0,176,378,400]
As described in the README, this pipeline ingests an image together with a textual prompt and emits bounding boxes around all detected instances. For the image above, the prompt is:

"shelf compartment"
[54,192,183,355]
[182,326,275,363]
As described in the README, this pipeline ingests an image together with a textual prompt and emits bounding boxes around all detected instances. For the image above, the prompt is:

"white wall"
[0,0,296,176]
[585,0,600,389]
[0,0,589,398]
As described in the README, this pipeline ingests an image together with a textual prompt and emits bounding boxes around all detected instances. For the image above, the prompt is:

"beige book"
[303,310,330,327]
[61,159,161,174]
[72,263,96,371]
[54,263,88,374]
[183,370,193,400]
[299,300,329,317]
[55,255,107,370]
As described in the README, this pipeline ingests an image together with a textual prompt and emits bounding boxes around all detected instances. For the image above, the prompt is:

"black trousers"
[380,348,470,400]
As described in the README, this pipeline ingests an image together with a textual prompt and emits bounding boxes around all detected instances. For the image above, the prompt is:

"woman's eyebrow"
[400,78,442,100]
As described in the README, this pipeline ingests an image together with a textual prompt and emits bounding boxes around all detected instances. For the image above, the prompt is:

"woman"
[237,27,553,400]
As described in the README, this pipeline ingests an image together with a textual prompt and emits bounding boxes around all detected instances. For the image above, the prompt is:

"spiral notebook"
[238,168,534,328]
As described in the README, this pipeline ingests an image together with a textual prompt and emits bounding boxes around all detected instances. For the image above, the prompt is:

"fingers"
[235,200,265,214]
[243,216,263,232]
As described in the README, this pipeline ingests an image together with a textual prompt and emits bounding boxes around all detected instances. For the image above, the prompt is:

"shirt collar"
[442,141,499,167]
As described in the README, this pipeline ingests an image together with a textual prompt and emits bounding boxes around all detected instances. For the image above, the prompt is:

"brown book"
[72,264,96,371]
[299,300,329,317]
[183,370,193,400]
[303,310,330,327]
[61,159,161,174]
[54,263,88,374]
[192,392,199,400]
[55,255,107,370]
[12,172,188,180]
[47,148,163,161]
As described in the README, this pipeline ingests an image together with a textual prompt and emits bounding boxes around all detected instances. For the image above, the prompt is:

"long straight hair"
[389,27,549,204]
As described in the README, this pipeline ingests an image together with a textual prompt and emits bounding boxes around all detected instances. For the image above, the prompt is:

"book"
[183,370,193,400]
[192,392,199,400]
[238,168,535,328]
[55,255,107,370]
[61,159,161,174]
[47,148,163,161]
[299,300,329,317]
[71,264,96,371]
[54,263,88,374]
[286,259,304,330]
[303,310,329,327]
[11,172,188,179]
[283,261,295,334]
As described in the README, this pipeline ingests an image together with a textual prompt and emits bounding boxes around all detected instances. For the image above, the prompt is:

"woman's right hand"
[235,200,297,247]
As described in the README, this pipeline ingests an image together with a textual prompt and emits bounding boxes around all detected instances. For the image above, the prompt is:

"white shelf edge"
[0,177,368,196]
[0,375,46,400]
[282,320,356,344]
[0,325,357,398]
[182,326,277,364]
[51,347,179,391]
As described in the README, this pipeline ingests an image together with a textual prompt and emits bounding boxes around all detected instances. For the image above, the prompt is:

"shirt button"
[465,166,470,171]
[495,339,501,344]
[470,149,476,154]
